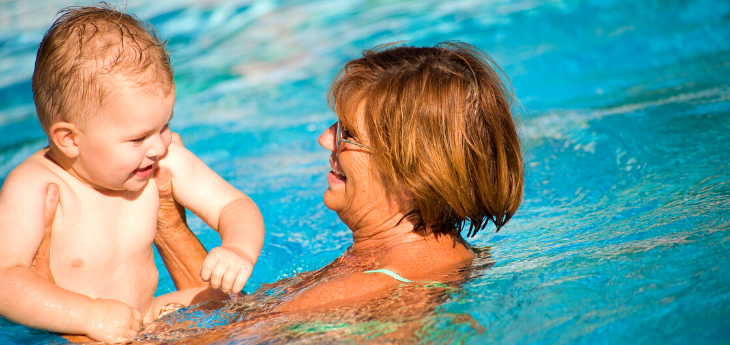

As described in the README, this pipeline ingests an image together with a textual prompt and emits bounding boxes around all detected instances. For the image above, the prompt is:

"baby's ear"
[49,122,80,158]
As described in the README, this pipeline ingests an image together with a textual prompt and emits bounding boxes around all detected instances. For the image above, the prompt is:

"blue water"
[1,0,729,343]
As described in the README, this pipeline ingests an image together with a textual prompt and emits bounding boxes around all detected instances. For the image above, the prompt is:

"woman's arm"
[153,166,208,290]
[157,134,264,294]
[153,166,231,305]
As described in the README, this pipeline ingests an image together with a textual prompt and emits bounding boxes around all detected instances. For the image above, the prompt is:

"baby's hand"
[200,246,254,293]
[84,298,143,342]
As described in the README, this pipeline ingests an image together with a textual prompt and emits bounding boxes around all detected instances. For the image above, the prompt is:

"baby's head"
[33,4,176,191]
[32,4,174,134]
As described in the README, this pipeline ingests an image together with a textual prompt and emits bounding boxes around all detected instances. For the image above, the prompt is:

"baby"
[0,5,264,342]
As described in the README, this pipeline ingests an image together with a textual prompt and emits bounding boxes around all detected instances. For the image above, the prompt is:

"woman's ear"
[395,186,417,210]
[49,122,80,158]
[398,184,416,202]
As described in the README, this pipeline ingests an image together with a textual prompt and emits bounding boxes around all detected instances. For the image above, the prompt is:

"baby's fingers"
[123,308,143,340]
[200,254,220,283]
[221,264,242,293]
[124,327,140,341]
[209,260,233,290]
[231,269,251,294]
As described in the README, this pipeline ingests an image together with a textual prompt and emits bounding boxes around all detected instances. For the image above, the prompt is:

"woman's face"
[318,120,393,228]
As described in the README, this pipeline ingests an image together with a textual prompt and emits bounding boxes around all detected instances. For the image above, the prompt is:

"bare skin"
[29,145,230,343]
[121,123,478,345]
[32,124,475,342]
[150,166,230,303]
[0,84,262,342]
[29,185,95,343]
[269,122,476,312]
[145,123,475,314]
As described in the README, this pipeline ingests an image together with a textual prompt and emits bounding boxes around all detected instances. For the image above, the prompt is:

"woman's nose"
[318,122,337,151]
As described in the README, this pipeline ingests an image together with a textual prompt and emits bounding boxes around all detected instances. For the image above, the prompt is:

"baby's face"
[72,83,175,192]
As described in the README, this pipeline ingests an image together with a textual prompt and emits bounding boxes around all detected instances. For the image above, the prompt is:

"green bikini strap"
[363,268,451,289]
[363,268,413,283]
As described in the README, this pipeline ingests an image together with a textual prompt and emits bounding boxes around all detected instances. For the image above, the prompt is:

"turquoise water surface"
[1,0,729,343]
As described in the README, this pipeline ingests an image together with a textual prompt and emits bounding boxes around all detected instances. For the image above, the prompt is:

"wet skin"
[32,124,475,340]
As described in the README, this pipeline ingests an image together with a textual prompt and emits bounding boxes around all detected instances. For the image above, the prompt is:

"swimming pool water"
[1,0,729,343]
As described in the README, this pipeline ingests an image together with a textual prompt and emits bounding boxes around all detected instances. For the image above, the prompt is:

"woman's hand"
[155,167,189,235]
[156,132,189,235]
[30,183,58,283]
[154,133,211,291]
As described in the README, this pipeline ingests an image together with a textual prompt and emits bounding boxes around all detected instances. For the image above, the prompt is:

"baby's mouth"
[134,164,155,177]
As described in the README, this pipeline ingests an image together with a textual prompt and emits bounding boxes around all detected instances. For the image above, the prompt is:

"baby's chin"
[89,178,151,194]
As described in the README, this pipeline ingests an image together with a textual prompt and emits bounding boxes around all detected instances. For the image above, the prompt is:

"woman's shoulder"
[275,268,402,313]
[378,234,475,281]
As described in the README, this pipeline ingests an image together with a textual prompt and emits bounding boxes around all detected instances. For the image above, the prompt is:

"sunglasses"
[336,121,371,151]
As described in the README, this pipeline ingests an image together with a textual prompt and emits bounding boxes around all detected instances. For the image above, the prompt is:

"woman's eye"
[342,127,353,139]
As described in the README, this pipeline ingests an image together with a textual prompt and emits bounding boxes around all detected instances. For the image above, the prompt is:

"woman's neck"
[348,219,469,260]
[349,216,421,253]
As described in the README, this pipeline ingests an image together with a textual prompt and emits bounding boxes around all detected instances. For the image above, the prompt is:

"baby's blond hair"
[32,4,173,133]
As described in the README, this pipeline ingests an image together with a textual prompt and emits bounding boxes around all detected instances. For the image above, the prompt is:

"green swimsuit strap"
[363,268,413,283]
[363,268,451,289]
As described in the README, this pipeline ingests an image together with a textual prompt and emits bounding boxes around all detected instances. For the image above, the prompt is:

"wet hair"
[32,3,173,134]
[329,41,524,236]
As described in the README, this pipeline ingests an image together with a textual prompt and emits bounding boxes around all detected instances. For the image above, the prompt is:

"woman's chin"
[322,189,346,212]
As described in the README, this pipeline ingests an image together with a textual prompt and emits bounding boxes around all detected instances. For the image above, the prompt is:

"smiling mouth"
[134,164,154,177]
[330,166,346,181]
[328,154,346,182]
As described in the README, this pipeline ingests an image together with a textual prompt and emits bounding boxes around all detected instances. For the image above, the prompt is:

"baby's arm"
[160,142,265,294]
[150,167,231,317]
[0,165,142,342]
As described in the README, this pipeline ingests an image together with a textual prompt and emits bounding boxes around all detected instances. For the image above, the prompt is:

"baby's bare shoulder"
[0,150,63,265]
[2,149,65,192]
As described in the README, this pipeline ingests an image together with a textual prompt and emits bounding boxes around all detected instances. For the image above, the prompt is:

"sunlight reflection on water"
[0,0,729,343]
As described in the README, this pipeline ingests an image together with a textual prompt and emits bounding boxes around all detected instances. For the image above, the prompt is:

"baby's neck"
[44,144,69,170]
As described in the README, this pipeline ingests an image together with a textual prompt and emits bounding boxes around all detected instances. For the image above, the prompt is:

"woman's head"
[328,41,524,237]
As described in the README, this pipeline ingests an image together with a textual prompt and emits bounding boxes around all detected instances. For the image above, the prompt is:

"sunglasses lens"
[336,121,342,151]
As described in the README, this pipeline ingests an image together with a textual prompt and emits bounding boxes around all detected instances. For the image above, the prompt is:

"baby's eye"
[131,136,146,144]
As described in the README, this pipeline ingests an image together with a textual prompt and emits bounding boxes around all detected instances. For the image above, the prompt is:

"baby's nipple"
[71,258,83,267]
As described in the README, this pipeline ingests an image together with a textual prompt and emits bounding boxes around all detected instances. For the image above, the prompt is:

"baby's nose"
[147,136,168,159]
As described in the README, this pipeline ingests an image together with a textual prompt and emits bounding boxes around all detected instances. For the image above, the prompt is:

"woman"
[155,41,524,312]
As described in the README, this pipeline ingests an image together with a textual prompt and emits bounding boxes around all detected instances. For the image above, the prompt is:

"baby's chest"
[50,188,160,271]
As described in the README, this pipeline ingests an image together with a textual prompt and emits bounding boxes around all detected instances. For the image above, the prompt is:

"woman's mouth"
[327,167,346,184]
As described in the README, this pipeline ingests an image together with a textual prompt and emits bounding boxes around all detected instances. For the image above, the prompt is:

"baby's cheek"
[162,129,172,147]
